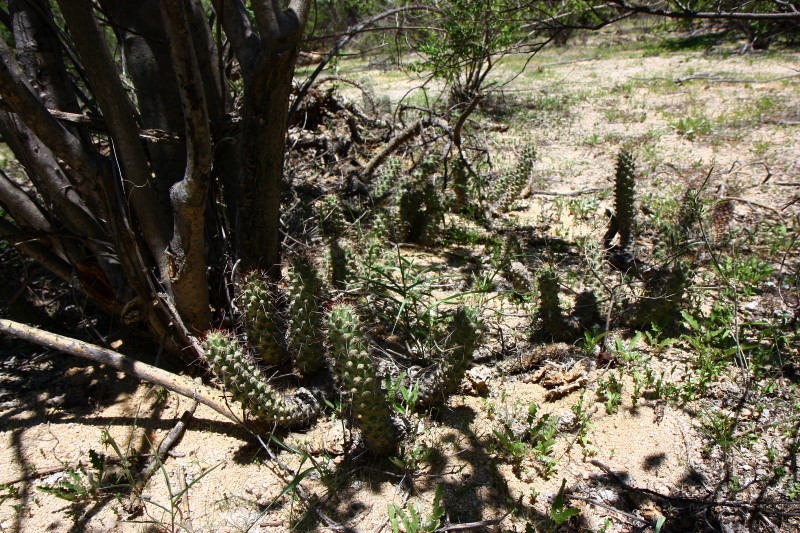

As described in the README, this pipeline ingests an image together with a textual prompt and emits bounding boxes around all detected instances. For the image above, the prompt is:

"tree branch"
[0,318,242,426]
[161,0,212,330]
[57,0,173,294]
[608,0,800,20]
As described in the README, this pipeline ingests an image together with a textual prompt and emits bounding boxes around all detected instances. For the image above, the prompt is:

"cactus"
[327,239,356,291]
[372,157,402,203]
[451,157,469,212]
[629,262,690,330]
[317,194,347,238]
[535,269,574,341]
[492,143,536,212]
[287,256,325,376]
[611,150,636,259]
[326,303,397,455]
[239,271,287,366]
[201,331,318,427]
[505,261,533,298]
[571,289,601,332]
[417,306,482,406]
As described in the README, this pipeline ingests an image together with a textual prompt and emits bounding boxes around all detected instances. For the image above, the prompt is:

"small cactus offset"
[417,306,482,406]
[201,331,318,427]
[492,143,536,212]
[286,256,326,376]
[326,303,397,455]
[239,271,288,366]
[611,150,636,258]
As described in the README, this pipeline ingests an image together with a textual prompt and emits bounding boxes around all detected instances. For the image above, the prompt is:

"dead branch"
[360,118,427,179]
[0,318,241,426]
[135,396,199,492]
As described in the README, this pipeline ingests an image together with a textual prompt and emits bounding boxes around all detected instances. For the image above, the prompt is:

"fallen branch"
[360,118,428,179]
[0,318,241,426]
[529,187,610,197]
[433,512,510,532]
[135,396,199,492]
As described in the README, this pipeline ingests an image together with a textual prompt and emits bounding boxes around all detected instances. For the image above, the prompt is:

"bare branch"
[607,0,800,20]
[214,0,260,72]
[0,39,104,183]
[0,218,72,283]
[0,318,242,426]
[57,0,173,291]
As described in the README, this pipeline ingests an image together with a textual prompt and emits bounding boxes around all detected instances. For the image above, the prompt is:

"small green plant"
[597,371,623,414]
[548,479,580,530]
[571,392,592,448]
[671,114,712,140]
[387,484,445,533]
[38,449,123,502]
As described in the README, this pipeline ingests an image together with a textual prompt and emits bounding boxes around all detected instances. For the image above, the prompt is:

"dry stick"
[432,512,510,532]
[565,494,648,526]
[360,118,427,179]
[0,319,242,426]
[135,397,199,492]
[529,187,610,197]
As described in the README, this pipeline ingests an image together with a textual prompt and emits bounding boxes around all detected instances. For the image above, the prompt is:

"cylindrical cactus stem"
[328,239,355,291]
[287,256,325,376]
[201,331,318,427]
[317,194,347,238]
[505,261,534,298]
[417,306,482,406]
[572,289,601,331]
[536,269,567,340]
[238,271,288,366]
[493,143,536,212]
[326,303,396,456]
[613,150,636,257]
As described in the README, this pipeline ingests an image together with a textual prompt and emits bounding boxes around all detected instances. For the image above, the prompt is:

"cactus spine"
[239,271,287,366]
[326,304,396,455]
[417,306,481,406]
[201,331,317,427]
[287,257,326,376]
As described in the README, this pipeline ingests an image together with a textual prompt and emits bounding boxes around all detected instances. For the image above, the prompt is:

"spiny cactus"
[326,303,397,455]
[417,306,482,406]
[395,158,444,245]
[629,262,691,331]
[239,271,287,366]
[451,157,469,212]
[571,289,601,332]
[609,150,636,259]
[505,261,534,298]
[371,156,402,203]
[492,143,536,212]
[287,257,325,376]
[201,331,318,427]
[535,269,573,341]
[317,194,347,238]
[327,239,357,291]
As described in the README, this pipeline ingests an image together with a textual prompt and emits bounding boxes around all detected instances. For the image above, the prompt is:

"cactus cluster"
[202,331,318,427]
[326,303,397,455]
[239,271,287,366]
[286,257,326,376]
[491,143,536,212]
[416,306,481,406]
